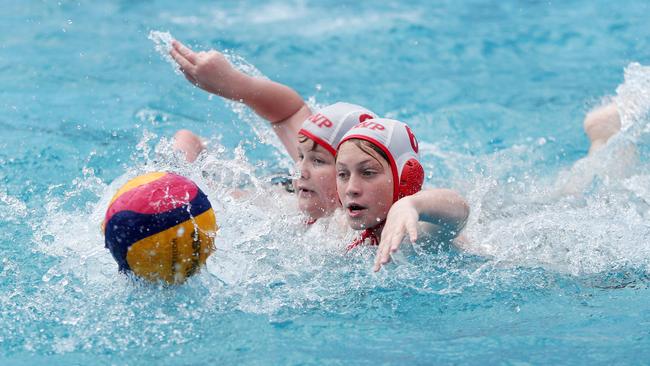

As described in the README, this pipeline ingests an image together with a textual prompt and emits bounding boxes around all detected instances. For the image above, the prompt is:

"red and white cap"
[338,118,424,202]
[299,102,376,156]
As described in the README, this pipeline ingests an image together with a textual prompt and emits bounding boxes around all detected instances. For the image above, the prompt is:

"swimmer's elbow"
[457,196,470,228]
[445,193,469,237]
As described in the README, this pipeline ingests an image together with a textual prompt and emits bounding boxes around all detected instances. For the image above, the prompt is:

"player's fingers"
[406,221,418,243]
[172,40,198,64]
[374,240,390,271]
[381,234,398,263]
[170,49,195,74]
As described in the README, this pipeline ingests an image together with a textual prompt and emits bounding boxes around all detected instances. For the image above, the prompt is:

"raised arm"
[169,40,310,161]
[374,189,469,271]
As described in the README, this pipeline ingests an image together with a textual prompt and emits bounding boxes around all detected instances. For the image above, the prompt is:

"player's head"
[294,102,376,220]
[336,118,423,230]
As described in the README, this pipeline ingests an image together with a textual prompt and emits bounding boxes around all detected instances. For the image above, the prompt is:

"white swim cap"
[338,118,424,202]
[299,102,376,155]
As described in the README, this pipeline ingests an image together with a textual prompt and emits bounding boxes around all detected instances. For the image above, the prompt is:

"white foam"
[615,62,650,134]
[459,63,650,276]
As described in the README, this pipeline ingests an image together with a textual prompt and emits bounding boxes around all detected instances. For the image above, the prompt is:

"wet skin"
[335,141,394,230]
[294,139,340,220]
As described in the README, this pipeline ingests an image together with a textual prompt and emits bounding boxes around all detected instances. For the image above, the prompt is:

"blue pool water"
[2,0,650,364]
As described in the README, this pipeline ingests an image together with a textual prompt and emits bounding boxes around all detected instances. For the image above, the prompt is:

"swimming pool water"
[2,0,650,364]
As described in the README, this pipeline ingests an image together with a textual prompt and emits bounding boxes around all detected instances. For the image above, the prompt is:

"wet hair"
[297,133,318,152]
[337,139,389,167]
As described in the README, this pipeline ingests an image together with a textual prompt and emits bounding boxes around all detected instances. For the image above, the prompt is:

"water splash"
[148,29,298,165]
[615,62,650,134]
[148,30,178,74]
[461,62,650,278]
[0,187,27,222]
[18,91,650,357]
[147,29,269,78]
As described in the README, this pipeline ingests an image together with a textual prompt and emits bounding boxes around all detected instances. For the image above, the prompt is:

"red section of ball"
[105,173,199,224]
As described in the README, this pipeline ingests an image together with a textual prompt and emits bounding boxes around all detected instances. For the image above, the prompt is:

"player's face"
[336,141,394,230]
[294,138,339,220]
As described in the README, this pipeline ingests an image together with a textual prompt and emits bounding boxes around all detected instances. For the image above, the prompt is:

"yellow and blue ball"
[102,172,217,284]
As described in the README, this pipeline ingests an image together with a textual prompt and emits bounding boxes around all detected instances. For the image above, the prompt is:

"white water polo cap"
[299,102,376,156]
[338,118,424,202]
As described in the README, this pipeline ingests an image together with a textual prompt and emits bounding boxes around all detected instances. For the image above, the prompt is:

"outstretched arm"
[374,189,469,272]
[169,40,310,161]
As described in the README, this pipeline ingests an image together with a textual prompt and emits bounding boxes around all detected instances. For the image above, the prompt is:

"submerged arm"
[374,189,469,271]
[170,40,310,161]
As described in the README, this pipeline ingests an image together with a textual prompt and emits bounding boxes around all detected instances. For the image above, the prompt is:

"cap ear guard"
[398,158,424,199]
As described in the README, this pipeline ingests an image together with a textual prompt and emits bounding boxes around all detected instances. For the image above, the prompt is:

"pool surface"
[2,1,650,364]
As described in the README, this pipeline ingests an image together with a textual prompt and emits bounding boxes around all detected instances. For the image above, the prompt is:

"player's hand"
[170,40,243,98]
[373,196,418,272]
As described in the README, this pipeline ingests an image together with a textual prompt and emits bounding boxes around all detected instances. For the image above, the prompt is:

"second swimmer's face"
[294,136,339,220]
[336,140,394,230]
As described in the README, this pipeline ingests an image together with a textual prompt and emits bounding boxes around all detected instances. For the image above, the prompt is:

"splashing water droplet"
[148,30,179,74]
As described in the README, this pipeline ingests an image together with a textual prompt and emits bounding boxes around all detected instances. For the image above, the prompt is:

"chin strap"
[346,224,383,252]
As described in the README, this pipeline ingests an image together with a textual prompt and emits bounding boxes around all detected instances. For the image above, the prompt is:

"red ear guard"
[398,158,424,200]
